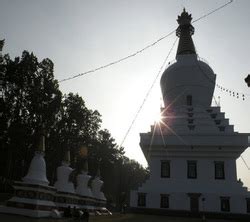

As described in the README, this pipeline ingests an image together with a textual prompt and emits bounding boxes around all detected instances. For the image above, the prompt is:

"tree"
[0,51,61,184]
[0,50,148,209]
[46,93,102,183]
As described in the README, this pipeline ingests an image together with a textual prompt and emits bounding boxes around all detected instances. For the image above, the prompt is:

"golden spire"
[79,146,88,158]
[82,158,89,172]
[96,167,100,178]
[63,150,71,163]
[176,9,196,56]
[96,160,101,177]
[37,128,46,152]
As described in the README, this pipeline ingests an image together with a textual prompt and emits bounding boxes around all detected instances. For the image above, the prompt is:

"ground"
[0,213,242,222]
[90,214,240,222]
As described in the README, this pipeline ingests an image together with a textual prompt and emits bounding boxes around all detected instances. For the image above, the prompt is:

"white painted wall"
[131,153,250,214]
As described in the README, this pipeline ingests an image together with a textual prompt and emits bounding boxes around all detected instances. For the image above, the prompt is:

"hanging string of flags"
[195,56,248,102]
[215,83,247,101]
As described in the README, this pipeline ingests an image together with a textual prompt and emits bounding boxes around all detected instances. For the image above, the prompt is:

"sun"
[155,112,163,124]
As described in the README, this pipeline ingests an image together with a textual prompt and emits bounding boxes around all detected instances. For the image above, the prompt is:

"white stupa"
[76,159,93,198]
[0,129,56,217]
[23,133,49,186]
[130,9,250,217]
[91,168,106,201]
[54,150,75,193]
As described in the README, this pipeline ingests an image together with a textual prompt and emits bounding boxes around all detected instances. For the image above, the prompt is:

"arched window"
[187,95,192,106]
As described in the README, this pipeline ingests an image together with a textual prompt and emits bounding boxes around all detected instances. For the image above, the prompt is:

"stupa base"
[0,205,53,218]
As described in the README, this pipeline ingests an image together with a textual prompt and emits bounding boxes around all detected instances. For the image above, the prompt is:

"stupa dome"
[160,9,216,109]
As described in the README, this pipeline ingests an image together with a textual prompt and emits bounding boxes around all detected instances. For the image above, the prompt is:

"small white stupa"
[23,130,49,186]
[0,128,56,217]
[76,159,93,197]
[91,167,106,201]
[54,150,75,193]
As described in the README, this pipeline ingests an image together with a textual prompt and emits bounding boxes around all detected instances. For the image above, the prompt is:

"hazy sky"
[1,0,250,187]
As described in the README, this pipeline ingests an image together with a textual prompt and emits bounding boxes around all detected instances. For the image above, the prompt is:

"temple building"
[130,9,250,217]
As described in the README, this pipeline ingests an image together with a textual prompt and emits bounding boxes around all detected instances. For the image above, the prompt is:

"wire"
[59,30,175,83]
[192,0,233,23]
[195,55,249,101]
[59,0,234,83]
[241,155,250,170]
[213,95,219,106]
[119,37,178,148]
[216,84,250,98]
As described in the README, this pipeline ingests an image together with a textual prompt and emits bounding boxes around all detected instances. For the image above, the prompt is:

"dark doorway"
[190,196,199,212]
[188,193,201,212]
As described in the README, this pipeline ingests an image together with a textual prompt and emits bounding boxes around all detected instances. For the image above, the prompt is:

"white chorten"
[54,150,75,193]
[91,168,106,201]
[130,9,250,217]
[23,132,49,186]
[76,159,93,197]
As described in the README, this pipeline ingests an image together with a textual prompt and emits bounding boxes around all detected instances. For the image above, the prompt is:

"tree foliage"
[0,50,148,208]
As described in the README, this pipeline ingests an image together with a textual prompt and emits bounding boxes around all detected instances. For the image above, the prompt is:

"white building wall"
[131,153,250,214]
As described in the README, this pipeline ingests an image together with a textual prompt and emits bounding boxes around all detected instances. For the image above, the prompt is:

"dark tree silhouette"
[0,50,148,208]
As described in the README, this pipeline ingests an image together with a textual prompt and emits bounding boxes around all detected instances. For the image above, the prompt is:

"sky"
[1,0,250,187]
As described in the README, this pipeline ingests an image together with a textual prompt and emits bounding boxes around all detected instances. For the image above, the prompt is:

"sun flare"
[155,112,163,123]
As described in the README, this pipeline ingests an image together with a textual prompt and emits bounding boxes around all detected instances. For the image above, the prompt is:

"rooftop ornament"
[176,8,196,56]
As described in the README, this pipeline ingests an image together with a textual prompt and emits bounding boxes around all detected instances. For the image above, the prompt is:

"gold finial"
[176,9,196,56]
[37,129,45,152]
[37,124,46,152]
[177,9,193,26]
[96,160,101,177]
[63,150,71,163]
[83,159,89,172]
[96,167,100,178]
[79,146,88,158]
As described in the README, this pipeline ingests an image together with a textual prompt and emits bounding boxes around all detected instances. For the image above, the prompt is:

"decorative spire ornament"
[37,128,46,153]
[63,149,71,165]
[176,9,196,56]
[82,158,89,172]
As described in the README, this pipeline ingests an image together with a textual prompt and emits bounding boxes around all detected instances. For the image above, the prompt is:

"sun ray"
[146,89,189,160]
[147,122,157,160]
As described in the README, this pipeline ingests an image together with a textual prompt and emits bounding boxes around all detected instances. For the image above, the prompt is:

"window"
[187,95,192,106]
[161,161,170,178]
[188,125,195,130]
[211,113,217,119]
[246,198,250,213]
[220,197,230,212]
[187,161,197,179]
[160,194,169,208]
[215,161,225,179]
[219,126,225,132]
[137,193,146,207]
[215,120,221,125]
